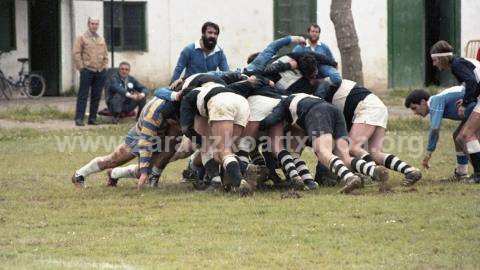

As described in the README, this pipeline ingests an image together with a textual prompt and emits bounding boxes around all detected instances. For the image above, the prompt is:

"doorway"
[425,0,461,87]
[388,0,460,89]
[29,0,60,96]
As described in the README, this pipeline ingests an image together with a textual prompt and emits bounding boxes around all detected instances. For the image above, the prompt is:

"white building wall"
[460,0,480,57]
[60,0,74,93]
[2,0,29,79]
[317,0,388,91]
[73,0,104,36]
[4,0,479,94]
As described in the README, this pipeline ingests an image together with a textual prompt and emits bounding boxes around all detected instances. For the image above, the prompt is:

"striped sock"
[351,158,376,177]
[361,153,374,163]
[292,156,314,182]
[466,140,480,173]
[250,147,266,166]
[223,155,243,187]
[383,154,414,174]
[277,150,300,180]
[329,156,355,182]
[361,153,376,167]
[236,150,250,174]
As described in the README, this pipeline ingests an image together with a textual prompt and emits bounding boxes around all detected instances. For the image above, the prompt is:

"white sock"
[466,140,480,154]
[211,176,222,183]
[76,157,101,177]
[111,164,138,179]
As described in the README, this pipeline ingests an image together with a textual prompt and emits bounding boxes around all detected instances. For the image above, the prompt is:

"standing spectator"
[293,24,342,86]
[170,21,229,89]
[73,17,108,126]
[106,62,148,124]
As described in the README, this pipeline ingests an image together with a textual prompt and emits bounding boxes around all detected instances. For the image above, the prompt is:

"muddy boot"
[339,175,362,194]
[106,169,118,187]
[239,179,254,197]
[402,168,422,186]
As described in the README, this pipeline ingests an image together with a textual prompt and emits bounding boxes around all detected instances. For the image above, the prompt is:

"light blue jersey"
[427,86,464,152]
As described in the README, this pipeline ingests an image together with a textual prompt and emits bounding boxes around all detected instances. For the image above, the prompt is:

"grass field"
[1,117,480,269]
[0,106,74,123]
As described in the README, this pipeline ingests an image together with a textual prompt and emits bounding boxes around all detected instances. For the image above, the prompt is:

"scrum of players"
[71,22,480,196]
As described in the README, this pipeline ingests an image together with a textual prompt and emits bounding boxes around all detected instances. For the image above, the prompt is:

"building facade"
[0,0,479,95]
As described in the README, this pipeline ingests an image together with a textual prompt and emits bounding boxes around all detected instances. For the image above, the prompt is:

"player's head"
[298,54,318,79]
[405,89,431,117]
[201,21,220,50]
[247,52,260,64]
[307,24,321,42]
[430,40,454,71]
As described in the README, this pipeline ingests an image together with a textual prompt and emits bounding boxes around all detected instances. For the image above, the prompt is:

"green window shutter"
[104,2,123,49]
[0,0,16,52]
[123,3,146,51]
[274,0,316,53]
[104,2,146,51]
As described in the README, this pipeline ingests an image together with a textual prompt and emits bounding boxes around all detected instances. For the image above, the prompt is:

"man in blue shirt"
[292,24,342,86]
[405,86,470,181]
[170,22,229,88]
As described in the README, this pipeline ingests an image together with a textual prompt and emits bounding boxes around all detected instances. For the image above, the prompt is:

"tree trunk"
[330,0,364,85]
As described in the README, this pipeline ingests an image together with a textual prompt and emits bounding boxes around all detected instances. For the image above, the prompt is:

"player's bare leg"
[72,143,135,188]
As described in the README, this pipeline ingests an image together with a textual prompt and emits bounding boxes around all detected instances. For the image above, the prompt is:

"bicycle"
[0,51,46,100]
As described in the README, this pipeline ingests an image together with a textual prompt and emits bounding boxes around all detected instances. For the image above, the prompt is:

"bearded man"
[170,21,229,89]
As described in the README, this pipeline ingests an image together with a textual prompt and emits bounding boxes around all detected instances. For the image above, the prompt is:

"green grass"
[1,123,479,269]
[387,117,460,132]
[381,86,443,107]
[0,106,75,122]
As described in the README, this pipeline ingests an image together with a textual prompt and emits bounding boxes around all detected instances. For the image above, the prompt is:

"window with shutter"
[274,0,316,53]
[104,2,147,51]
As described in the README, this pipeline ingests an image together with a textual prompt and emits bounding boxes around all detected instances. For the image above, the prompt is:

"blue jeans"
[318,64,342,86]
[245,36,292,73]
[154,87,175,101]
[75,69,106,122]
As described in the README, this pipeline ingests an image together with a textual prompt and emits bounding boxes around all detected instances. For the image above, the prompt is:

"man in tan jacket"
[73,17,109,126]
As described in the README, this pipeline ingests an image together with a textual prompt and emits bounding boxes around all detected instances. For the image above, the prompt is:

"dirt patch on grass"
[0,119,97,131]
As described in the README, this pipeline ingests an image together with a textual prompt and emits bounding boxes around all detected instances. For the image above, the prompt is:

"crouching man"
[106,61,148,123]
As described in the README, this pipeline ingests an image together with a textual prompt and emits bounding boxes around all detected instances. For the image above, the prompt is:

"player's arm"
[423,97,444,168]
[427,97,445,154]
